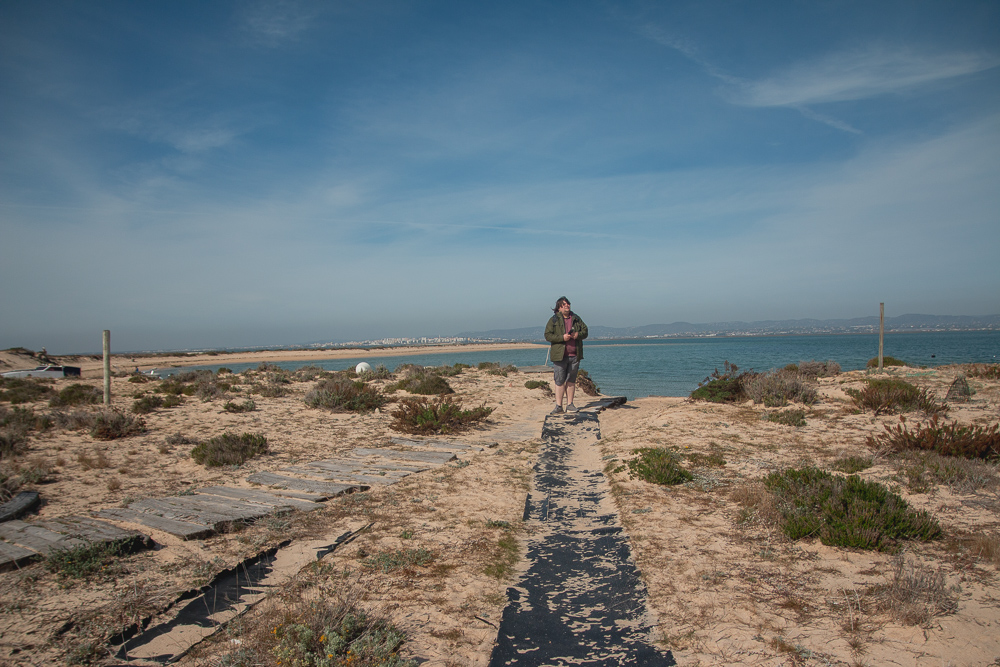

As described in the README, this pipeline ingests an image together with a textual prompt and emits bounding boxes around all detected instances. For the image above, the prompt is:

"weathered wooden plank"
[0,539,41,571]
[247,472,362,496]
[131,496,275,526]
[389,437,482,451]
[96,508,215,541]
[279,466,399,486]
[0,491,40,523]
[194,486,321,512]
[127,498,248,530]
[350,448,456,465]
[310,459,424,474]
[46,516,147,544]
[260,488,328,502]
[0,520,86,555]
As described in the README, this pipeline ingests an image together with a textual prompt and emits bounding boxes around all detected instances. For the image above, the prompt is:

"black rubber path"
[488,406,675,666]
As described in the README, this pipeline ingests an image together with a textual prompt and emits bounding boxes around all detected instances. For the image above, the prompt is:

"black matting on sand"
[489,410,675,666]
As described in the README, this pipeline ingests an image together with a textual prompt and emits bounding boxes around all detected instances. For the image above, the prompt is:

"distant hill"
[457,314,1000,342]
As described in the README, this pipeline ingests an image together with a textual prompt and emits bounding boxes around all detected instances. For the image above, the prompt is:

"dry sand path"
[489,399,674,666]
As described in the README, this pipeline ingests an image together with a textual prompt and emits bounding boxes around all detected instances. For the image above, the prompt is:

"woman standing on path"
[544,296,588,415]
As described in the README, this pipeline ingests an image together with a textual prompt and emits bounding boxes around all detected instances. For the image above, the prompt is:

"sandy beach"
[0,345,998,666]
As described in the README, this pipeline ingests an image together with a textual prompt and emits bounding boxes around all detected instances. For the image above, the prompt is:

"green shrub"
[131,394,164,414]
[867,356,907,368]
[524,379,553,396]
[893,450,998,494]
[91,409,147,440]
[691,361,754,403]
[388,372,454,395]
[223,398,257,413]
[190,432,268,467]
[47,383,102,408]
[362,548,435,573]
[358,364,393,381]
[0,405,51,432]
[831,456,874,474]
[162,394,183,408]
[127,374,149,384]
[0,377,56,404]
[46,539,132,578]
[216,367,233,375]
[868,415,1000,460]
[576,369,600,396]
[763,467,941,551]
[305,378,387,413]
[390,397,492,435]
[626,448,694,485]
[845,378,947,416]
[765,409,807,427]
[0,427,28,459]
[744,370,818,407]
[478,362,518,377]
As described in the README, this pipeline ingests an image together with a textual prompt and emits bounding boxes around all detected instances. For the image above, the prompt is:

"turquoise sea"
[179,330,1000,400]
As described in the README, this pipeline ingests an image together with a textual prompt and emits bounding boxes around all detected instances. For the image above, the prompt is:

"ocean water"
[178,331,999,400]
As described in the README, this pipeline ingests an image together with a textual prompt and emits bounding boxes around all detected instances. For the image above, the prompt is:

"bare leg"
[565,382,576,406]
[554,382,565,408]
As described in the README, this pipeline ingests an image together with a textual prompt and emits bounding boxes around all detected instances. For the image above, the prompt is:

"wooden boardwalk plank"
[47,516,146,543]
[0,520,86,556]
[247,472,362,497]
[0,491,40,523]
[350,448,456,465]
[307,461,413,478]
[194,487,321,511]
[0,540,40,572]
[96,508,215,540]
[390,437,483,452]
[130,496,276,526]
[280,466,399,486]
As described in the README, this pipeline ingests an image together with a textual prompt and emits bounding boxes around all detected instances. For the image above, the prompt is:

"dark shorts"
[552,356,580,386]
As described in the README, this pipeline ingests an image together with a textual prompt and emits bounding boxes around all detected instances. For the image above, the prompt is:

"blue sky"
[2,1,998,353]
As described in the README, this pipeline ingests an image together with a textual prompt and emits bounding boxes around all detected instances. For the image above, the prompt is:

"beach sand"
[0,346,998,666]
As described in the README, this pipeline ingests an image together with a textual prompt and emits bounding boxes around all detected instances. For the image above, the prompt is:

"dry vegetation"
[1,347,999,666]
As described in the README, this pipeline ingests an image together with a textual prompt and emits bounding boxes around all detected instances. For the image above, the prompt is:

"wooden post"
[103,330,111,406]
[878,303,884,371]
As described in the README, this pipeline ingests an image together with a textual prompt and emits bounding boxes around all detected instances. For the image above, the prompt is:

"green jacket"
[544,313,588,362]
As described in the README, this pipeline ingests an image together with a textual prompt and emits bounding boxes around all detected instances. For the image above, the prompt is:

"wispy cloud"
[730,47,1000,107]
[238,0,320,46]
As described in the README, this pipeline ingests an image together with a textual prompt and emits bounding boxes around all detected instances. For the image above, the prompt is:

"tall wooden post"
[103,330,111,406]
[878,303,884,371]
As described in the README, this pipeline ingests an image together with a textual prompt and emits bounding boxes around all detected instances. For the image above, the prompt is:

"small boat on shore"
[1,365,82,379]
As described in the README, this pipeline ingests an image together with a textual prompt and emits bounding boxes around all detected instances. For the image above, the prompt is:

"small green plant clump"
[763,467,941,551]
[270,604,418,667]
[0,377,56,404]
[867,356,907,368]
[305,378,387,413]
[1,405,52,432]
[524,379,553,396]
[91,409,147,440]
[46,539,133,578]
[845,378,947,416]
[690,361,755,403]
[744,370,817,407]
[894,450,998,494]
[484,532,520,580]
[576,369,600,396]
[223,398,257,413]
[868,415,1000,460]
[357,363,393,381]
[478,362,518,377]
[765,409,807,427]
[390,397,492,435]
[190,432,268,467]
[131,394,164,414]
[830,455,874,474]
[796,360,841,377]
[47,383,103,408]
[626,448,694,485]
[388,372,454,395]
[362,547,435,572]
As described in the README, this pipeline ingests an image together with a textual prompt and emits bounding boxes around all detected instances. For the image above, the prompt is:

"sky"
[1,1,998,353]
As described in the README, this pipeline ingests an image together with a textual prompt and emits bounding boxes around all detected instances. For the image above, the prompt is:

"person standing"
[544,296,588,414]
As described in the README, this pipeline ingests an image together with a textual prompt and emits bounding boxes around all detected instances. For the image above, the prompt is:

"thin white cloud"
[730,47,1000,107]
[238,0,319,46]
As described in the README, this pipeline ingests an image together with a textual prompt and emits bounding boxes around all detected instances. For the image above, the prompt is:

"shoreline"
[70,342,546,377]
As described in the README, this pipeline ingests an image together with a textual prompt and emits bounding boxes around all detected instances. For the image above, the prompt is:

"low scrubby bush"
[894,450,998,494]
[690,361,755,403]
[223,398,257,413]
[867,356,907,368]
[46,539,133,579]
[830,455,874,474]
[391,397,492,435]
[868,415,1000,460]
[797,360,841,377]
[0,377,56,404]
[0,428,28,459]
[525,379,553,396]
[0,405,51,432]
[845,378,947,416]
[478,362,518,377]
[626,448,693,486]
[763,467,941,551]
[91,409,147,440]
[963,363,1000,380]
[127,374,149,384]
[744,370,817,407]
[305,378,387,413]
[49,383,102,407]
[131,394,164,414]
[190,432,268,467]
[362,547,435,573]
[358,364,393,381]
[766,409,807,427]
[388,372,454,395]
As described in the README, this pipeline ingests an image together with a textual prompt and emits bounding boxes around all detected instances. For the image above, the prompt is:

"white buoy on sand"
[356,362,372,374]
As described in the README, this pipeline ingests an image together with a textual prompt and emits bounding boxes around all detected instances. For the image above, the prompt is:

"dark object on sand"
[946,375,973,403]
